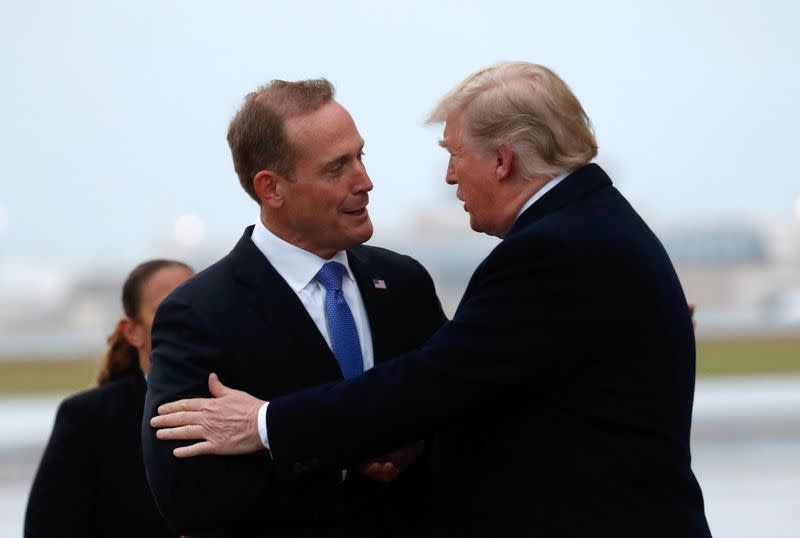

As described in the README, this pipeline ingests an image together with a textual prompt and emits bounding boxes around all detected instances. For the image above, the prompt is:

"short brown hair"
[428,62,597,179]
[227,79,335,202]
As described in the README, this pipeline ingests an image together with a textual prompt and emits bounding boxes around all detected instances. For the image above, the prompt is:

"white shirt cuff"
[258,402,270,449]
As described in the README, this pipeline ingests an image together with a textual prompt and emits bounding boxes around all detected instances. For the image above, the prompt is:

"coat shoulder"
[58,371,141,424]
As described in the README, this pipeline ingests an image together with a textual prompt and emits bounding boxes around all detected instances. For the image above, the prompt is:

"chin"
[362,218,374,236]
[468,216,484,234]
[359,224,374,244]
[346,221,374,247]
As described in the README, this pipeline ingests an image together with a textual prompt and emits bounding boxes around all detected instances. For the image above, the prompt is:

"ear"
[253,170,284,208]
[119,318,144,349]
[495,144,514,182]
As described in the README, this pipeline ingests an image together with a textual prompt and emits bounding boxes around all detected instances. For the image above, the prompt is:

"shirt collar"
[250,218,354,293]
[515,170,571,222]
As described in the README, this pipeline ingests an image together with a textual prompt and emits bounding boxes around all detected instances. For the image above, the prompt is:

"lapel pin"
[372,279,387,289]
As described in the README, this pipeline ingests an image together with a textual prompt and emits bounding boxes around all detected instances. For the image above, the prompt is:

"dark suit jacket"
[142,227,446,537]
[25,367,176,538]
[266,164,712,537]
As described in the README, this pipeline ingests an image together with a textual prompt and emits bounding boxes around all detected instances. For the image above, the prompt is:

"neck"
[496,175,552,238]
[260,213,337,259]
[138,352,150,376]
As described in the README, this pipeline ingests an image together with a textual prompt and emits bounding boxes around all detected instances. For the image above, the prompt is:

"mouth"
[343,206,368,218]
[456,192,467,211]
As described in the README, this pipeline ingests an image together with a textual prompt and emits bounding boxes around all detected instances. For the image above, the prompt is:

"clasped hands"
[150,373,420,482]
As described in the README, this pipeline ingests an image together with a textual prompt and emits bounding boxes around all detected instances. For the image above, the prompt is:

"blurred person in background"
[24,259,193,538]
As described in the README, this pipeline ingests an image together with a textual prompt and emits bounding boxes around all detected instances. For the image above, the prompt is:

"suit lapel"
[230,227,342,380]
[347,248,391,364]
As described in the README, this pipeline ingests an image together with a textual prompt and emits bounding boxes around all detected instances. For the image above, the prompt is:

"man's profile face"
[441,111,501,236]
[276,100,374,258]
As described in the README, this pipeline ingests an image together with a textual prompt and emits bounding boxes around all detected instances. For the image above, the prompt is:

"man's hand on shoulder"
[151,373,265,457]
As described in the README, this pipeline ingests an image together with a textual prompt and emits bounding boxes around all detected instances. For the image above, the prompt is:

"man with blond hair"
[153,63,711,537]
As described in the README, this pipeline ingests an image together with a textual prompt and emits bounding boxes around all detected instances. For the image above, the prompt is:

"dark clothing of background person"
[266,164,712,538]
[25,366,176,538]
[142,227,447,537]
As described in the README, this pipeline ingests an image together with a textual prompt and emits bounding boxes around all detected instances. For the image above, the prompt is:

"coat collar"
[508,163,612,237]
[228,228,395,368]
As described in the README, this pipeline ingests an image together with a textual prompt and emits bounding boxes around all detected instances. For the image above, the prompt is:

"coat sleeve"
[25,398,96,537]
[266,235,582,478]
[142,296,282,534]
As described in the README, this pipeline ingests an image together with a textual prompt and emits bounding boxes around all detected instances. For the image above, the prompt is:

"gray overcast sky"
[1,0,798,265]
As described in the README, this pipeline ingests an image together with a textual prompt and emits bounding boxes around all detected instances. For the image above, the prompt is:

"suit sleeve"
[142,297,279,534]
[267,235,581,477]
[25,399,95,537]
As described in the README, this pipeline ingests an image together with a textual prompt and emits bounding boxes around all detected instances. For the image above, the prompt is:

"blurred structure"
[1,214,799,358]
[658,218,800,336]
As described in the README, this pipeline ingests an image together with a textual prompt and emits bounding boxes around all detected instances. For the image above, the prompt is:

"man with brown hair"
[142,79,446,536]
[152,63,711,537]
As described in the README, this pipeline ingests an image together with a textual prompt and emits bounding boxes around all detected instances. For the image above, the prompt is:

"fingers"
[358,461,400,482]
[380,462,399,481]
[150,410,199,429]
[174,441,215,458]
[156,425,206,441]
[157,398,209,415]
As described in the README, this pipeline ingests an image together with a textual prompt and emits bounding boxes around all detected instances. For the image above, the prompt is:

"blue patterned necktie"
[315,261,364,379]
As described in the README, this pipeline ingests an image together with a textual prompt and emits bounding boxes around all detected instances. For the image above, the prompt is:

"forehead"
[442,111,465,147]
[285,100,363,163]
[140,266,192,309]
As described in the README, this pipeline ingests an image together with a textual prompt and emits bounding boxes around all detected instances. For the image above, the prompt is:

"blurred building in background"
[661,218,800,335]
[2,213,799,359]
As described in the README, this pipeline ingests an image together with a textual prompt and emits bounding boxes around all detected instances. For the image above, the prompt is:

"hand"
[356,441,425,483]
[688,303,696,328]
[150,373,265,458]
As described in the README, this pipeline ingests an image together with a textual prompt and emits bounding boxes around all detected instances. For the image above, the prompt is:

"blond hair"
[427,62,597,179]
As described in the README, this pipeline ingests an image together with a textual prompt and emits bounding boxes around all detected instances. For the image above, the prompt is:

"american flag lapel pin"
[372,279,387,289]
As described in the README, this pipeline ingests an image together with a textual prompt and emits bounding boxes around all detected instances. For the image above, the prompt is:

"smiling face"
[440,110,504,236]
[267,100,374,258]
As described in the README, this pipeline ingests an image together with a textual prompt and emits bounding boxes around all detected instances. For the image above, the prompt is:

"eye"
[357,150,365,162]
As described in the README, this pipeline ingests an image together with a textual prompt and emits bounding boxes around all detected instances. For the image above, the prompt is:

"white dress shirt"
[515,171,569,221]
[252,218,374,448]
[259,169,572,449]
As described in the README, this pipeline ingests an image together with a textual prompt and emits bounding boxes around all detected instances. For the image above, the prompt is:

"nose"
[354,160,373,194]
[445,157,456,185]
